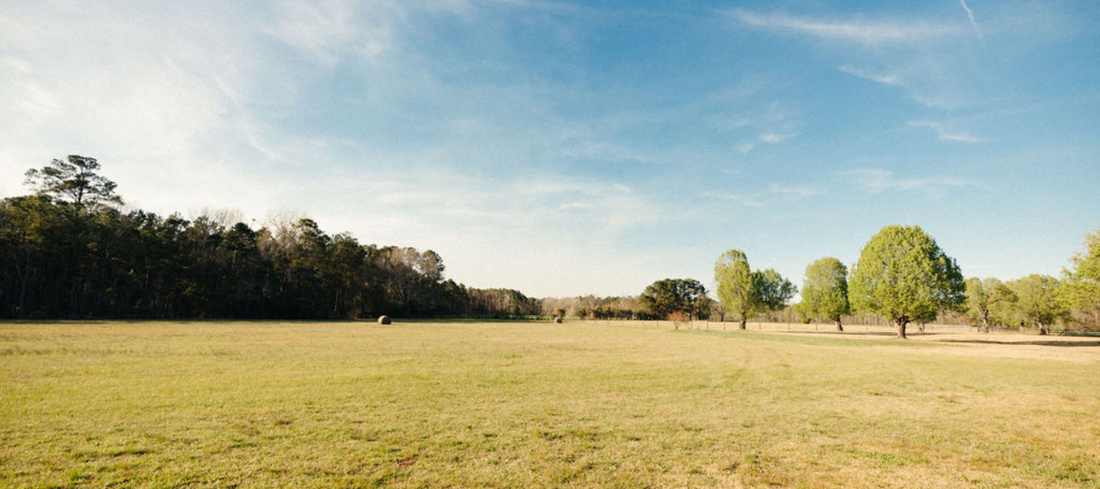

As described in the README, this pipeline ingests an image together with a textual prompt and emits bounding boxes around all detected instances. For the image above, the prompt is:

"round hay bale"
[554,317,563,324]
[378,315,392,325]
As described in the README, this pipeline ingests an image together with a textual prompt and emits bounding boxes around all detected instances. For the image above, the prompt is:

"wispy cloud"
[843,169,970,196]
[700,191,765,207]
[910,94,960,110]
[759,133,795,144]
[728,9,960,45]
[730,9,997,110]
[561,140,656,163]
[265,0,395,67]
[957,0,984,41]
[737,132,796,154]
[837,65,902,86]
[1,55,32,74]
[767,183,822,197]
[700,182,820,208]
[907,120,983,143]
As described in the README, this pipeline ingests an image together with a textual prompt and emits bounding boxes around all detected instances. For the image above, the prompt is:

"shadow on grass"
[766,330,900,338]
[678,328,940,348]
[933,339,1100,348]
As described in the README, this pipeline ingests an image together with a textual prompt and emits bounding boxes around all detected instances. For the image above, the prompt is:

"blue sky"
[2,0,1098,298]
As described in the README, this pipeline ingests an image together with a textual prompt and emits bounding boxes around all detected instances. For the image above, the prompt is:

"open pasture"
[2,320,1098,488]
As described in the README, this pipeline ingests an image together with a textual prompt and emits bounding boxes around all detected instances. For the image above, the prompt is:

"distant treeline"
[3,156,1098,331]
[0,156,543,320]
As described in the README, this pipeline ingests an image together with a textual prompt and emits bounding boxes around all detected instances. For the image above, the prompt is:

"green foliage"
[545,295,640,320]
[1062,228,1100,322]
[754,268,796,312]
[0,160,528,320]
[638,278,708,320]
[849,225,965,338]
[800,257,850,327]
[792,301,814,324]
[465,287,541,317]
[715,250,795,327]
[964,277,1014,331]
[1005,274,1069,335]
[715,249,755,325]
[23,155,122,209]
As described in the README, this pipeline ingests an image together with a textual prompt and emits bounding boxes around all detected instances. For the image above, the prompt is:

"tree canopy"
[1062,228,1100,325]
[964,277,1014,333]
[5,156,1097,330]
[715,250,795,329]
[638,278,709,321]
[1006,274,1068,335]
[0,158,529,320]
[849,225,965,338]
[24,155,122,210]
[800,257,850,331]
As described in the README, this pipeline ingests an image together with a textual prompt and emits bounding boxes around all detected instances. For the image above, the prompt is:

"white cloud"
[767,183,822,197]
[265,0,395,67]
[700,191,765,208]
[729,9,1022,110]
[296,167,674,296]
[907,120,983,143]
[759,133,795,144]
[0,1,335,215]
[1,55,32,74]
[957,0,984,41]
[843,169,970,195]
[728,9,961,45]
[736,133,795,154]
[837,65,902,86]
[559,202,597,210]
[909,94,960,110]
[561,140,656,163]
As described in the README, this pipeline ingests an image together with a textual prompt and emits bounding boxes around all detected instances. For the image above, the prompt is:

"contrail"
[958,0,984,41]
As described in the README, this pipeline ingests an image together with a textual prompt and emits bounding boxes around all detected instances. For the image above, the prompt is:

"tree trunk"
[1037,322,1048,335]
[18,249,31,317]
[896,319,908,339]
[834,317,843,332]
[739,316,747,330]
[981,314,990,333]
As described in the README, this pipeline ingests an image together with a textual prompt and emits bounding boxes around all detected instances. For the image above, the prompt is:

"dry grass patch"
[1,320,1097,488]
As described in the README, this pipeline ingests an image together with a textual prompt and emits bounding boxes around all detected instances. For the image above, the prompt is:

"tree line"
[3,156,1097,332]
[0,156,539,320]
[613,224,1099,337]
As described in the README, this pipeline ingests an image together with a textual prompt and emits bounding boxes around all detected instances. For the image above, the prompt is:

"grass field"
[2,320,1098,488]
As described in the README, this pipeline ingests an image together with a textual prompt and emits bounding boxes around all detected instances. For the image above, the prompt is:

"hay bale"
[378,315,392,325]
[554,317,563,324]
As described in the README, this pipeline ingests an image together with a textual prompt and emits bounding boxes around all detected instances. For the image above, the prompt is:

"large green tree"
[964,277,1014,333]
[850,225,965,339]
[1006,274,1067,335]
[755,268,797,318]
[800,257,850,331]
[1062,228,1100,326]
[638,278,708,321]
[714,250,796,329]
[715,250,755,329]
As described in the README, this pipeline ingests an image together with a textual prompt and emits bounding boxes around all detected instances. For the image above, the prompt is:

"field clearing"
[2,320,1098,488]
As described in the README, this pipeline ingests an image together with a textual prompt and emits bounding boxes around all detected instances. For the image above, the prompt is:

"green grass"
[1,320,1098,488]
